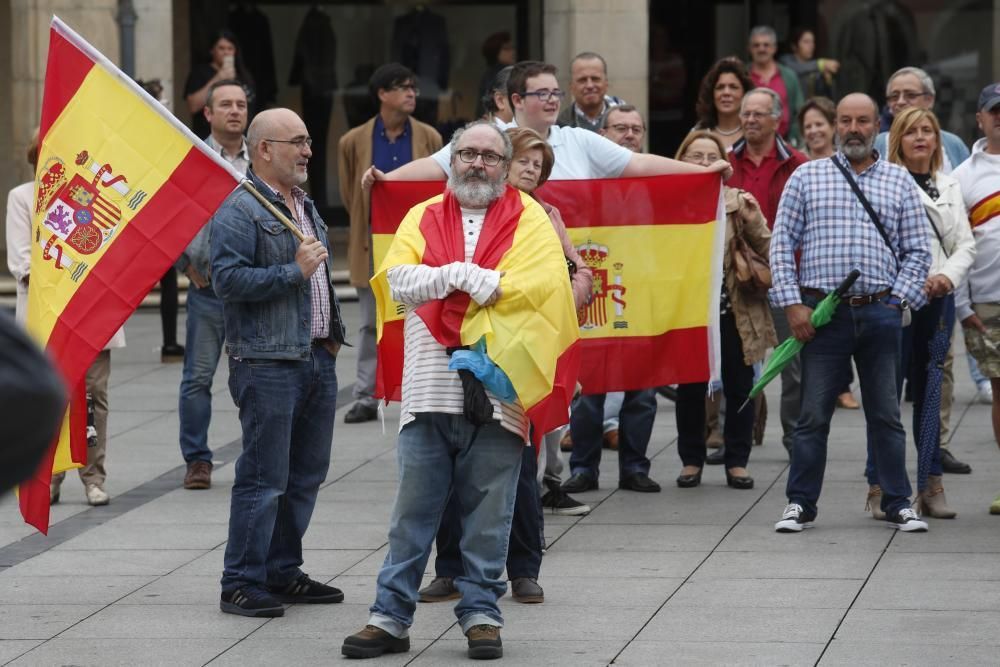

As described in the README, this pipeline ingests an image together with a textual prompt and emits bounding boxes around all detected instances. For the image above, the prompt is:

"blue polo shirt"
[372,116,413,173]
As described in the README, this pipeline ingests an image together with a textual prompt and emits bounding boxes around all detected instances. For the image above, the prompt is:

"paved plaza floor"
[2,304,999,666]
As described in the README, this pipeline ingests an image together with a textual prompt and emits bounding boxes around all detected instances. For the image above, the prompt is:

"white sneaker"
[775,503,815,532]
[977,381,994,405]
[86,484,110,506]
[887,507,927,532]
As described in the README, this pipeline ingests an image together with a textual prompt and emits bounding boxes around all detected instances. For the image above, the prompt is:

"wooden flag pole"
[240,180,306,242]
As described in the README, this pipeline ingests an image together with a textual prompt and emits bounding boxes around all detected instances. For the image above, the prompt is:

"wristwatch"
[886,295,909,311]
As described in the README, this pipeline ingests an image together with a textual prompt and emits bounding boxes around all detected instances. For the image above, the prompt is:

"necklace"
[713,125,741,136]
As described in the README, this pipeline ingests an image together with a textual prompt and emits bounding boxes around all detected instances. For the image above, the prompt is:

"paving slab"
[550,523,730,552]
[58,604,269,639]
[871,552,1000,581]
[668,577,862,609]
[9,638,234,666]
[3,549,202,576]
[819,640,1000,666]
[208,635,431,666]
[0,641,42,664]
[409,639,622,666]
[695,549,881,580]
[535,549,707,579]
[614,640,826,666]
[249,601,457,640]
[834,608,1000,645]
[0,604,104,640]
[50,522,228,551]
[639,606,846,644]
[0,574,153,605]
[853,578,1000,612]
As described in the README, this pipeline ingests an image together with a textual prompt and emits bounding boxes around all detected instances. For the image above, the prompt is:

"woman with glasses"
[689,58,755,150]
[671,131,776,489]
[862,107,976,520]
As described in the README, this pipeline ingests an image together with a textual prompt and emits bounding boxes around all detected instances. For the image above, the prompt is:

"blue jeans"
[179,285,225,464]
[220,346,338,591]
[865,295,955,481]
[568,390,657,481]
[433,443,542,580]
[369,413,522,637]
[786,297,912,517]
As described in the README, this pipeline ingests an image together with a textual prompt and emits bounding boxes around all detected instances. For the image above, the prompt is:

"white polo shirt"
[431,123,633,180]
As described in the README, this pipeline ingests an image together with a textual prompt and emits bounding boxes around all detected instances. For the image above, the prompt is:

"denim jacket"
[210,169,347,359]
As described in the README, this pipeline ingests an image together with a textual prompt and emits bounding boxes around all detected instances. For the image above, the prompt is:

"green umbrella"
[739,269,861,413]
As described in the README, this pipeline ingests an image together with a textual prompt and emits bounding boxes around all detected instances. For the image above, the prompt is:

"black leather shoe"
[940,449,972,474]
[561,473,598,494]
[619,472,661,493]
[705,446,725,465]
[676,469,702,488]
[344,402,378,424]
[725,470,755,490]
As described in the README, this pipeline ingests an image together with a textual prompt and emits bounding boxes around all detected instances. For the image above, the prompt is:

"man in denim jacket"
[210,108,347,618]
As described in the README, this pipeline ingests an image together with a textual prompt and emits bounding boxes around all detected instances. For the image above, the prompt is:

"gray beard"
[837,133,876,162]
[448,170,505,208]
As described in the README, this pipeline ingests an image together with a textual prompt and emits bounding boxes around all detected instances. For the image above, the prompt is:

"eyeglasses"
[391,84,420,96]
[521,89,566,102]
[265,137,313,148]
[456,149,505,166]
[608,124,644,135]
[887,91,931,103]
[739,110,775,121]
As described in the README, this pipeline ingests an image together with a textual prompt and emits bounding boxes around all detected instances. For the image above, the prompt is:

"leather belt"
[312,338,341,357]
[801,287,890,307]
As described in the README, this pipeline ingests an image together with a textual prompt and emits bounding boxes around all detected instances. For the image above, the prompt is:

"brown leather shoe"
[559,431,573,452]
[184,461,212,490]
[603,429,619,450]
[342,625,410,659]
[466,624,502,659]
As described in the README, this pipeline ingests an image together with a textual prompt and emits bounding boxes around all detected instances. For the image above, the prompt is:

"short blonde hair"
[675,130,727,161]
[888,107,942,175]
[505,127,554,187]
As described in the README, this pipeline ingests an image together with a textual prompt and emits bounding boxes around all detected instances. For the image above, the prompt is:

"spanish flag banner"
[19,18,242,532]
[370,173,723,401]
[370,185,581,442]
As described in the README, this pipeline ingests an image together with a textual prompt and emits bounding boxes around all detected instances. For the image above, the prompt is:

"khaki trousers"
[53,350,110,489]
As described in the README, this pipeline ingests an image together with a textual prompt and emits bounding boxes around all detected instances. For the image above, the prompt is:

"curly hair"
[694,58,754,130]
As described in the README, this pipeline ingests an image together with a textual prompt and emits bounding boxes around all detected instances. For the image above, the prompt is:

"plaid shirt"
[258,178,331,340]
[770,152,931,310]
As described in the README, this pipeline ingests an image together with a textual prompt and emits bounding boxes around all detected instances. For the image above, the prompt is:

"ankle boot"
[918,475,957,519]
[865,485,886,520]
[705,393,723,448]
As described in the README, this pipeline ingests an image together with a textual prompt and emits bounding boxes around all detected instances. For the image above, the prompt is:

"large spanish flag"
[19,18,242,532]
[370,174,723,399]
[371,185,580,442]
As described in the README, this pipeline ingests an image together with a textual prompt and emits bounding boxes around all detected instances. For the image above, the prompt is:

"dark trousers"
[160,267,179,346]
[676,312,755,468]
[568,389,657,480]
[301,90,333,210]
[434,443,542,579]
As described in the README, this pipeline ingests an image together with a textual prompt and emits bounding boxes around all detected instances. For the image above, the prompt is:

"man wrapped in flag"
[342,121,579,661]
[18,18,243,533]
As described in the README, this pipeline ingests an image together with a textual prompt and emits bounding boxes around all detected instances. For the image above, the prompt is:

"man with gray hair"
[748,25,805,144]
[770,93,931,533]
[342,120,576,661]
[721,87,807,464]
[557,51,626,132]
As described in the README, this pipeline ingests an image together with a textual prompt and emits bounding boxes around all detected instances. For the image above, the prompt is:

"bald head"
[835,93,880,164]
[248,108,312,189]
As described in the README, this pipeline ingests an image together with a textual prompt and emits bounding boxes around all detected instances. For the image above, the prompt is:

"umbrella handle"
[833,269,862,298]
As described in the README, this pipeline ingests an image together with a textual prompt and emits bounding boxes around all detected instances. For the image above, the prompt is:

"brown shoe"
[417,576,460,602]
[865,485,886,520]
[602,429,619,450]
[184,461,212,490]
[918,475,957,519]
[466,624,502,660]
[342,625,410,659]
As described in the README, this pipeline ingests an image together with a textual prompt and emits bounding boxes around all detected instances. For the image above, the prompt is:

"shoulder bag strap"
[831,156,898,265]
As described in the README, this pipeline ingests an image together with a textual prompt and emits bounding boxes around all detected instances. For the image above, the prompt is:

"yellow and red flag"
[370,174,723,403]
[20,18,242,532]
[370,185,581,442]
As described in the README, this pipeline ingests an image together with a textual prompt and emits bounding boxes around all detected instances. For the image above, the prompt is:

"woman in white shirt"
[864,107,976,519]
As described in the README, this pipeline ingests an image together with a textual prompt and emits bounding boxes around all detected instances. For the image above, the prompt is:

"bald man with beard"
[210,108,347,618]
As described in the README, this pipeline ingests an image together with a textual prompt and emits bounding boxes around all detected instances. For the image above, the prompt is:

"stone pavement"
[2,303,1000,666]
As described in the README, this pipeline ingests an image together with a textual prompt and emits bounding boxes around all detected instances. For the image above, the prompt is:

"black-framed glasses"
[521,89,566,102]
[456,149,505,166]
[264,137,313,148]
[391,84,420,96]
[887,91,931,103]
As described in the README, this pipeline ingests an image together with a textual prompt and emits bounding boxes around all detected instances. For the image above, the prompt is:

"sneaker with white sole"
[540,480,591,516]
[977,380,994,405]
[886,507,928,532]
[86,484,109,506]
[774,503,815,532]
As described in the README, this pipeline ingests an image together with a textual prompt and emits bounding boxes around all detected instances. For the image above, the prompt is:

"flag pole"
[240,181,307,242]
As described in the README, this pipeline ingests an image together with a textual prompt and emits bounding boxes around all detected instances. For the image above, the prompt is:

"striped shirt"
[770,152,931,310]
[257,177,330,340]
[388,206,530,441]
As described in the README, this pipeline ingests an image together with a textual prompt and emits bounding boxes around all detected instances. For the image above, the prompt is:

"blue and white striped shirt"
[770,152,931,310]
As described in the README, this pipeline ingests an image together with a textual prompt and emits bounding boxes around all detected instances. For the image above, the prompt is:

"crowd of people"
[7,22,1000,662]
